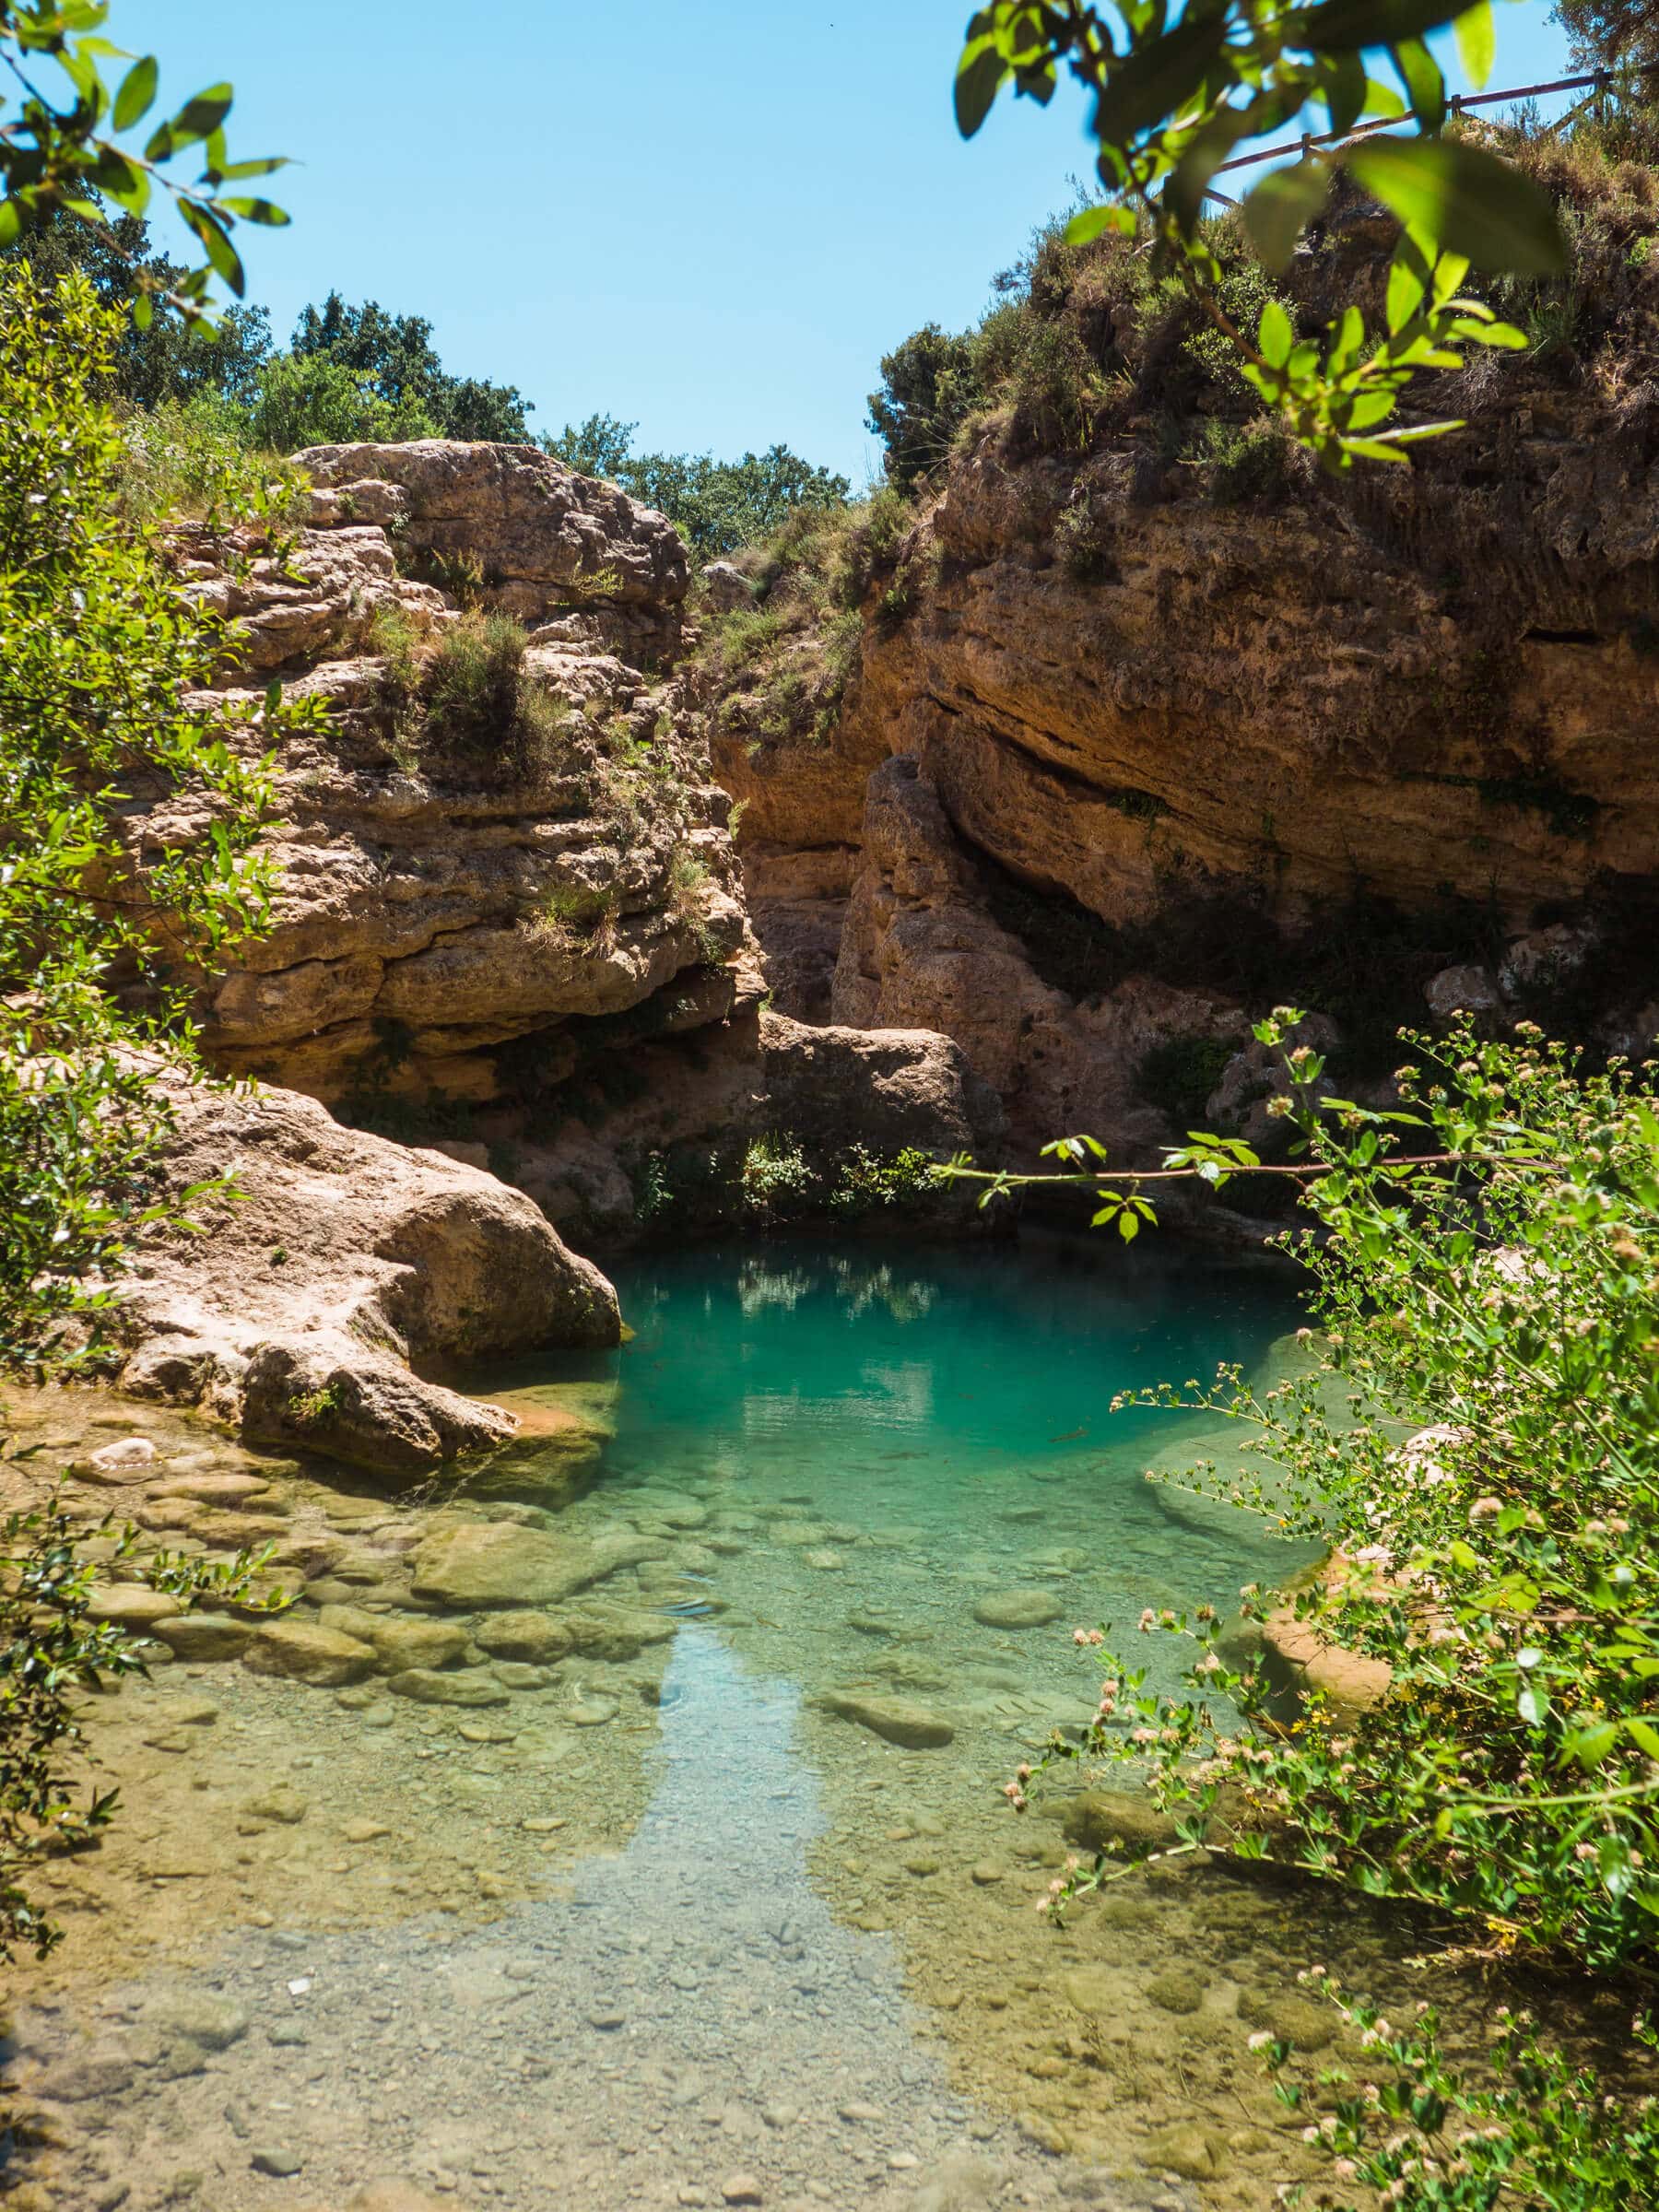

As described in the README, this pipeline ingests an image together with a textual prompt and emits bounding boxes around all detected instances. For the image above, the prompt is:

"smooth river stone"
[148,1473,274,1507]
[972,1589,1065,1630]
[70,1436,157,1484]
[151,1612,253,1662]
[242,1620,376,1686]
[472,1611,573,1663]
[817,1692,955,1749]
[383,1668,508,1708]
[87,1585,180,1630]
[409,1523,661,1609]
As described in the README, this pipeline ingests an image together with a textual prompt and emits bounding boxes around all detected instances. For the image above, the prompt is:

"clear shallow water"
[6,1235,1376,2212]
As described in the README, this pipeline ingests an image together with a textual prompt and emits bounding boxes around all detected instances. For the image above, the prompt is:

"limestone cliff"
[712,335,1659,1162]
[135,441,996,1266]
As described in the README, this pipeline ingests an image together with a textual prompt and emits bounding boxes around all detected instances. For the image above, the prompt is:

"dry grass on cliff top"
[859,102,1659,515]
[695,490,919,754]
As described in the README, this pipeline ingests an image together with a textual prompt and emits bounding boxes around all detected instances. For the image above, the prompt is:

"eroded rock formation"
[112,442,999,1462]
[112,1077,618,1477]
[714,380,1659,1161]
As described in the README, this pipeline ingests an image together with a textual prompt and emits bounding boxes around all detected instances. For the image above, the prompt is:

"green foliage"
[1190,415,1306,507]
[1263,1980,1659,2212]
[544,417,850,559]
[285,1380,344,1428]
[6,209,272,406]
[1558,0,1659,73]
[0,1480,286,1959]
[1137,1034,1236,1125]
[740,1134,814,1217]
[0,0,290,324]
[289,291,532,443]
[246,349,438,453]
[700,496,904,752]
[955,2,1565,469]
[866,323,984,487]
[626,1134,958,1238]
[546,411,637,481]
[0,264,323,1366]
[1025,1015,1659,1971]
[382,610,572,782]
[113,388,305,529]
[830,1147,945,1217]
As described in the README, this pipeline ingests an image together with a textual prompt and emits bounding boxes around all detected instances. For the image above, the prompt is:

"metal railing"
[1200,65,1632,205]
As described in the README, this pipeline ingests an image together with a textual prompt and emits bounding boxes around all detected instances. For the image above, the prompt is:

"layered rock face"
[161,440,742,1106]
[114,443,999,1453]
[716,388,1659,1159]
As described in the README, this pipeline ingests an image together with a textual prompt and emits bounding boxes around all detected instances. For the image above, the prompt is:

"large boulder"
[759,1006,1005,1161]
[112,1076,619,1477]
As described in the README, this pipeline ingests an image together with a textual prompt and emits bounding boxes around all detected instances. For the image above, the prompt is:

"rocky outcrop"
[299,438,688,664]
[152,441,743,1108]
[112,1077,618,1477]
[714,375,1659,1167]
[759,1007,1005,1160]
[110,435,1004,1452]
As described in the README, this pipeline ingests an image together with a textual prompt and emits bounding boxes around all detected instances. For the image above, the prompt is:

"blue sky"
[117,2,1575,483]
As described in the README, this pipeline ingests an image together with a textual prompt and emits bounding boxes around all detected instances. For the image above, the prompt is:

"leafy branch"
[955,0,1568,467]
[0,0,288,324]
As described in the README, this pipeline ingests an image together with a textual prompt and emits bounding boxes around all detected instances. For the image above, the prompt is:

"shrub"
[866,323,983,487]
[1262,1982,1659,2212]
[830,1147,944,1215]
[700,495,903,752]
[741,1134,814,1216]
[0,264,325,1368]
[1031,1016,1659,1975]
[1193,416,1306,506]
[115,391,306,530]
[246,350,438,453]
[1053,497,1116,581]
[392,611,571,781]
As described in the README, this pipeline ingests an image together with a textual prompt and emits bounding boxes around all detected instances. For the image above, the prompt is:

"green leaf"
[180,201,246,295]
[1258,299,1294,369]
[0,202,22,251]
[112,53,158,131]
[1599,1833,1637,1900]
[1627,1717,1659,1759]
[1347,137,1568,275]
[1065,204,1136,244]
[1241,161,1330,272]
[1093,14,1228,151]
[217,196,289,226]
[1301,0,1471,51]
[955,41,1007,138]
[1320,51,1368,135]
[1390,38,1445,130]
[1571,1721,1619,1768]
[170,82,234,147]
[1517,1685,1549,1727]
[1453,0,1495,88]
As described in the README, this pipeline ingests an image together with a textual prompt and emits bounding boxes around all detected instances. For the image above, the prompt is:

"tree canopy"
[290,291,533,443]
[542,415,850,558]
